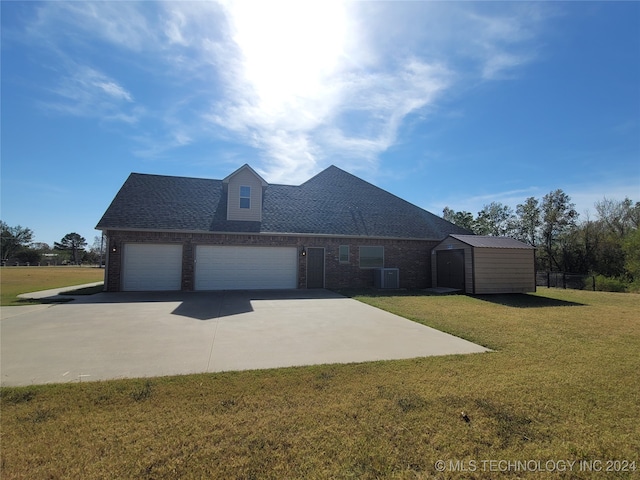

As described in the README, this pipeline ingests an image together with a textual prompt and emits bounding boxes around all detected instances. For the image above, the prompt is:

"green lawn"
[0,266,104,305]
[1,288,638,479]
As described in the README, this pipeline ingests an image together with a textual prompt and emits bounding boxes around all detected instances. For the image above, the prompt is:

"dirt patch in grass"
[1,288,639,479]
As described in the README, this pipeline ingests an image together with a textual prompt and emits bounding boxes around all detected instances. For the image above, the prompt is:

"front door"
[436,249,465,290]
[307,248,325,288]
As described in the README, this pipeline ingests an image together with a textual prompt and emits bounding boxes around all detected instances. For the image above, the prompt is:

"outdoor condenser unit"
[374,268,400,289]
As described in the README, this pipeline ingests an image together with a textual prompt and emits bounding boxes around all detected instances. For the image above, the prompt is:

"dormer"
[223,164,268,222]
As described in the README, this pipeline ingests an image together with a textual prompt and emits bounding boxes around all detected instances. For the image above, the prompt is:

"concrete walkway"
[1,289,489,386]
[16,282,104,301]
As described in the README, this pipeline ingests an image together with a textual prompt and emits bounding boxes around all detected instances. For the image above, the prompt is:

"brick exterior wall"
[104,230,439,292]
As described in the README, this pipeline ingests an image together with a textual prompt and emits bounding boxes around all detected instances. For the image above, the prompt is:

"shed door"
[122,244,183,291]
[436,249,465,290]
[195,246,297,290]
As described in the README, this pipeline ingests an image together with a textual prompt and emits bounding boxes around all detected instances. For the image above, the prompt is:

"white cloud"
[44,65,138,122]
[197,1,549,182]
[29,1,157,51]
[94,80,133,102]
[461,4,545,80]
[201,1,463,182]
[481,51,531,80]
[131,127,196,158]
[163,9,189,46]
[18,1,550,177]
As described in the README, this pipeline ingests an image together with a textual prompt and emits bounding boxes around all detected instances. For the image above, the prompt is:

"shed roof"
[96,165,470,240]
[449,234,534,249]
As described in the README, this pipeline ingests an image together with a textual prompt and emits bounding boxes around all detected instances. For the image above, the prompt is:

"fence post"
[563,273,566,289]
[547,271,550,288]
[592,275,596,291]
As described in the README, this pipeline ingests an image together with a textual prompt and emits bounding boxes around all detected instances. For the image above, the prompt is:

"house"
[96,164,471,291]
[431,234,536,294]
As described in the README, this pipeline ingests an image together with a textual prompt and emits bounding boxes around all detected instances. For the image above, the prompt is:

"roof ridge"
[128,172,220,182]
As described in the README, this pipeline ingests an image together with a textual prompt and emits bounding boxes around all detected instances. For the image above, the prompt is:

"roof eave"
[96,226,444,242]
[448,234,535,249]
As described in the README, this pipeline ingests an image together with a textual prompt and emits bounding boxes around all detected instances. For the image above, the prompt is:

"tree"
[442,207,475,232]
[474,202,516,236]
[16,249,41,265]
[1,221,34,261]
[595,197,640,238]
[32,242,52,252]
[540,190,578,271]
[54,233,87,265]
[623,228,640,282]
[515,197,541,246]
[83,235,105,265]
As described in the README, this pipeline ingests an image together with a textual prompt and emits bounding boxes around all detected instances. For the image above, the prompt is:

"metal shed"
[431,235,536,294]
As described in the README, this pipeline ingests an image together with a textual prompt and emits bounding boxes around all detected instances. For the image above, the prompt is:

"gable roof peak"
[300,164,363,186]
[223,164,268,186]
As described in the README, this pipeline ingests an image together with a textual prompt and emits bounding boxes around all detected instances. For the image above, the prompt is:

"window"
[359,246,384,268]
[339,245,349,264]
[239,186,251,209]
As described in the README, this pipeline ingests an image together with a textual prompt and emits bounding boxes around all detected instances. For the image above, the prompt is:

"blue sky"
[2,1,639,246]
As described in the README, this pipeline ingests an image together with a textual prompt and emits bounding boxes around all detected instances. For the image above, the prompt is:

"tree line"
[443,191,640,289]
[0,222,102,265]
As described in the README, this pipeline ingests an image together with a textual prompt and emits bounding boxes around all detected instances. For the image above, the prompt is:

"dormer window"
[223,164,267,221]
[240,186,251,209]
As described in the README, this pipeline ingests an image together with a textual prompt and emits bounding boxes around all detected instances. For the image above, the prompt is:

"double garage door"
[121,244,297,291]
[195,246,297,290]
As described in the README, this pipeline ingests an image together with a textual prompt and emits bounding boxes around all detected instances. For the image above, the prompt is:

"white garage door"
[195,246,297,290]
[122,244,183,291]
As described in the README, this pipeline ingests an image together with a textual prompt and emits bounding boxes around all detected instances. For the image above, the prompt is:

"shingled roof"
[96,165,470,239]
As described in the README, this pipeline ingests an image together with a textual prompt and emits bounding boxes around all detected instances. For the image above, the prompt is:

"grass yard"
[0,266,104,305]
[1,288,639,479]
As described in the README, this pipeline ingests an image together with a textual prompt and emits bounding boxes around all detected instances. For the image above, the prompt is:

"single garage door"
[122,244,183,291]
[195,246,297,290]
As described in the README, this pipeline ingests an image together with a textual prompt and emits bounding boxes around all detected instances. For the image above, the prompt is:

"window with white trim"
[239,186,251,209]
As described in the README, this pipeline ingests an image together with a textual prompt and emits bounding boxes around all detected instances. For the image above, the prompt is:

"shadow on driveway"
[71,289,346,321]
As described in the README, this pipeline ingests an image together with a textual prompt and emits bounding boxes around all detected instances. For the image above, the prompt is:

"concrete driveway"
[1,290,489,386]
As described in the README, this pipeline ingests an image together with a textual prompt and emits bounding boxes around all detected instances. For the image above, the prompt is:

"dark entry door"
[307,248,325,288]
[436,249,465,290]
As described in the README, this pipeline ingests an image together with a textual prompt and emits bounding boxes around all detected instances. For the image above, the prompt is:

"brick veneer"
[104,230,439,292]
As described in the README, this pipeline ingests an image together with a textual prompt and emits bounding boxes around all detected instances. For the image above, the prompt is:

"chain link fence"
[536,272,596,291]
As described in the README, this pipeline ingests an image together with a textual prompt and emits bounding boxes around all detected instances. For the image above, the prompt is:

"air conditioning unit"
[374,268,400,289]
